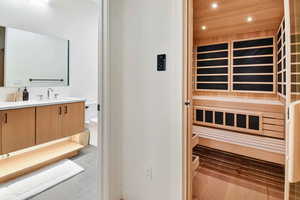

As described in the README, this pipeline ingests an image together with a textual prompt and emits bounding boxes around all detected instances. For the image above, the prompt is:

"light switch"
[157,54,166,71]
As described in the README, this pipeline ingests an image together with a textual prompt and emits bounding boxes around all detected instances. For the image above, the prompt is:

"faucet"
[47,88,54,99]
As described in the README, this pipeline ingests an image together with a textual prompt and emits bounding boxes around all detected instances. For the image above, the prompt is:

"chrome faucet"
[47,88,54,99]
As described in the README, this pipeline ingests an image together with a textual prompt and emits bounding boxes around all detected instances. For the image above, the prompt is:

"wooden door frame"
[184,0,193,200]
[98,0,109,199]
[284,0,291,199]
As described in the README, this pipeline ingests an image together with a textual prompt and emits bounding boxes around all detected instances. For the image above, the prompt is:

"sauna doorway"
[185,0,300,199]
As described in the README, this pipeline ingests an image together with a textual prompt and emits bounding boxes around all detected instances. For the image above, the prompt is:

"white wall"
[5,28,69,87]
[0,0,98,102]
[109,0,183,199]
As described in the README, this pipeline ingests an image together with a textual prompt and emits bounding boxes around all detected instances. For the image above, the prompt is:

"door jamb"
[184,0,193,200]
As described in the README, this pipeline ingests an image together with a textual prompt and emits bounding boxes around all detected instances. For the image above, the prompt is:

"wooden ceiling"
[193,0,284,44]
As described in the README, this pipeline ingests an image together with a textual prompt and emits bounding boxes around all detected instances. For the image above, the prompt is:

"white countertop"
[0,97,86,110]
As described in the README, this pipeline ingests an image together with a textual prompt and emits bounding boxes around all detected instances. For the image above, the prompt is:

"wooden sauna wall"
[193,105,285,139]
[231,37,275,93]
[194,37,276,95]
[277,18,287,99]
[291,34,300,101]
[195,43,229,91]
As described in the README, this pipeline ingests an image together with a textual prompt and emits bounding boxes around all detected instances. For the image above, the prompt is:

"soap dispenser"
[23,87,29,101]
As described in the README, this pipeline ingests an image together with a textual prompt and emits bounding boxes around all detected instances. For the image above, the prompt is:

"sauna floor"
[193,146,284,200]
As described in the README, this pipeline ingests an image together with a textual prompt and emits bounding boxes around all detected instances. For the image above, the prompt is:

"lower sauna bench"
[192,126,285,200]
[193,126,285,165]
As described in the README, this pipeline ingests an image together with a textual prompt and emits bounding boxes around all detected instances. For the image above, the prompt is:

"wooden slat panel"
[263,112,285,119]
[198,137,285,165]
[193,0,284,42]
[263,124,285,132]
[194,126,285,154]
[193,145,284,200]
[263,118,284,126]
[232,37,276,94]
[193,97,284,113]
[195,42,230,92]
[193,106,263,136]
[263,130,284,139]
[276,18,287,99]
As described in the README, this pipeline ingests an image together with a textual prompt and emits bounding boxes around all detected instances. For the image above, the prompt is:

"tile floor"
[29,145,98,200]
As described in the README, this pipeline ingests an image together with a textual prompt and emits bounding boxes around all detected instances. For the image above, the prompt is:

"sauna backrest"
[289,100,300,183]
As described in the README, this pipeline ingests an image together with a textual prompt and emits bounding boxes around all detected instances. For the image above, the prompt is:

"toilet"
[85,102,98,146]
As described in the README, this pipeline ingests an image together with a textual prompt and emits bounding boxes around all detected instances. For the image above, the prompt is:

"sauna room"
[190,0,290,199]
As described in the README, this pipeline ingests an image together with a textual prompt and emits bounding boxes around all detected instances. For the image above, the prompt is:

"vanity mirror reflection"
[0,26,69,88]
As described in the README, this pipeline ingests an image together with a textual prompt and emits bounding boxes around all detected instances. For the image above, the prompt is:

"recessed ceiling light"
[211,2,218,9]
[201,26,207,30]
[246,16,253,22]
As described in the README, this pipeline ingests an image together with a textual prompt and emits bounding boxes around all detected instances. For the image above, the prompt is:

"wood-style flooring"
[193,145,284,200]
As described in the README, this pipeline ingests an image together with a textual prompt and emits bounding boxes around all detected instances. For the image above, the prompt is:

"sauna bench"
[193,95,283,104]
[193,126,285,165]
[193,95,284,113]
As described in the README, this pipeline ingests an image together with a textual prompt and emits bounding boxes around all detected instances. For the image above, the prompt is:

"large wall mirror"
[0,26,69,88]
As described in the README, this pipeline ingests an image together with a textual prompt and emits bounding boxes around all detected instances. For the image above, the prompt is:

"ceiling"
[193,0,284,43]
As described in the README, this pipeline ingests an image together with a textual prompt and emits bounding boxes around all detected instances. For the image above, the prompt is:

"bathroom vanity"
[0,21,92,185]
[0,98,85,183]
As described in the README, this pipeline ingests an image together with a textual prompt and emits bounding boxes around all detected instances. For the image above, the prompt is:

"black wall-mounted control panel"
[157,54,166,71]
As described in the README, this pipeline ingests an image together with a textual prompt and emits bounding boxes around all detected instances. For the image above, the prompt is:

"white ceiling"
[86,0,99,4]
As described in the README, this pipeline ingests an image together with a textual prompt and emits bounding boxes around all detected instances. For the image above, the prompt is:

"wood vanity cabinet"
[0,101,84,154]
[36,104,62,145]
[1,107,36,154]
[61,102,85,137]
[36,102,85,145]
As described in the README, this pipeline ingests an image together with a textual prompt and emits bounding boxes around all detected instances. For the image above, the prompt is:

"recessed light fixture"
[211,2,218,9]
[246,16,253,23]
[201,26,207,30]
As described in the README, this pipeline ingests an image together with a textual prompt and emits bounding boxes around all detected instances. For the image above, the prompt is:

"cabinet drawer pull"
[4,113,7,123]
[59,107,62,115]
[65,106,68,114]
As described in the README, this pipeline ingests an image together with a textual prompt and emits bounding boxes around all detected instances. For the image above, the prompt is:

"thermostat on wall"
[157,54,166,71]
